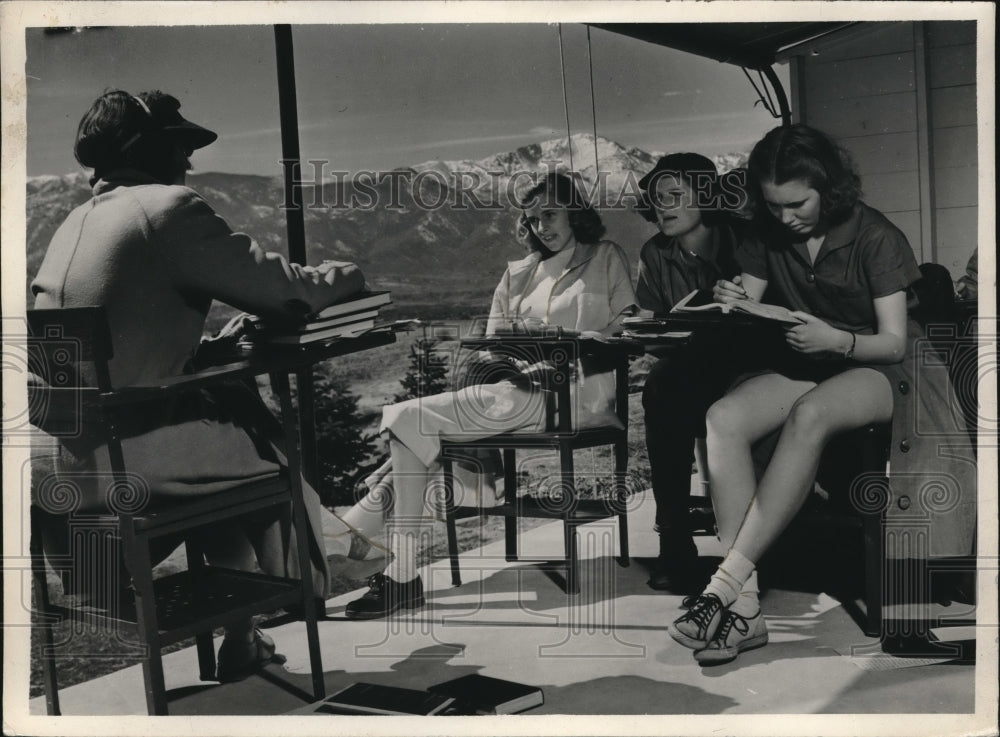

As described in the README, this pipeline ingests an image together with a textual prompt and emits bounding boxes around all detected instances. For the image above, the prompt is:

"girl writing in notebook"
[326,172,638,618]
[669,124,975,664]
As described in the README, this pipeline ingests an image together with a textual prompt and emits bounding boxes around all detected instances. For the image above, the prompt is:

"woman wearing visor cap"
[31,89,366,682]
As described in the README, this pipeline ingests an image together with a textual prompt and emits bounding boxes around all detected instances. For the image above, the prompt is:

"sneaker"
[216,628,286,683]
[344,572,425,620]
[667,593,725,650]
[694,608,769,665]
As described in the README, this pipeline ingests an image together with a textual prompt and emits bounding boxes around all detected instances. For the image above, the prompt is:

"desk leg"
[295,368,320,491]
[272,370,325,702]
[560,439,579,596]
[442,457,462,586]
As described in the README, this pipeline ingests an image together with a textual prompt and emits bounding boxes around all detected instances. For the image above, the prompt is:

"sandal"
[216,628,286,683]
[667,593,725,650]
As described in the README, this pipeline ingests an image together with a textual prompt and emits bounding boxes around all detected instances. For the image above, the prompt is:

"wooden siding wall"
[926,22,978,278]
[788,21,977,279]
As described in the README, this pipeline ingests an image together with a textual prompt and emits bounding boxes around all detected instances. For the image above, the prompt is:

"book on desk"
[250,291,393,345]
[312,290,392,319]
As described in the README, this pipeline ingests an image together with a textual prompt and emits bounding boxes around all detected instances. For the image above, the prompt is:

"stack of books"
[252,290,392,346]
[620,316,692,342]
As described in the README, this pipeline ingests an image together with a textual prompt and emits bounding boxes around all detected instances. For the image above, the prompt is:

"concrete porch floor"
[26,490,981,726]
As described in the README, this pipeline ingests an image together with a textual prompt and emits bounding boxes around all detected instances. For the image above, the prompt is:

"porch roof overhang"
[590,22,857,70]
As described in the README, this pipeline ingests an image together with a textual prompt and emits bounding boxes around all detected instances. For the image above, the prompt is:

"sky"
[26,24,788,178]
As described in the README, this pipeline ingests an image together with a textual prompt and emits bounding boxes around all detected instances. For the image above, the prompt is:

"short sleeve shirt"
[636,222,743,315]
[737,203,921,333]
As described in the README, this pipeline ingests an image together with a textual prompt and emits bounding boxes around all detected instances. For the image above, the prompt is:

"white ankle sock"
[385,525,420,583]
[704,549,756,607]
[728,571,760,617]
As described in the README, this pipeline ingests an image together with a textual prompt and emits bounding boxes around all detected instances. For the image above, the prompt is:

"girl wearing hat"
[669,124,975,664]
[32,89,367,681]
[634,153,751,595]
[335,172,638,619]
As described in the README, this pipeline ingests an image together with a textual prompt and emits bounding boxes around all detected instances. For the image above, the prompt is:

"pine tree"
[312,369,380,505]
[393,336,450,402]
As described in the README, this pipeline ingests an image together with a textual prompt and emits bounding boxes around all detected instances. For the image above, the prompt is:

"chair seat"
[442,335,635,595]
[131,474,290,534]
[44,566,302,647]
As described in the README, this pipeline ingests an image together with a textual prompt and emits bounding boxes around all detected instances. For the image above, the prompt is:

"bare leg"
[731,368,893,562]
[672,369,892,652]
[702,373,815,616]
[705,373,817,554]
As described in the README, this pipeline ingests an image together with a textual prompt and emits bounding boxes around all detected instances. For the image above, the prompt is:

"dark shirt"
[635,220,744,316]
[737,203,922,334]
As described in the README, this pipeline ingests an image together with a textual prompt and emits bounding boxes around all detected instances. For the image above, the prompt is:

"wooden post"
[274,24,307,266]
[913,21,937,264]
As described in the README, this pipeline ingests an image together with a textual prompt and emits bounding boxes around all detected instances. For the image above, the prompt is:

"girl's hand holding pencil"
[713,275,750,304]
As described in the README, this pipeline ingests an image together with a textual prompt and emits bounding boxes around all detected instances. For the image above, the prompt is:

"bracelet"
[845,331,856,360]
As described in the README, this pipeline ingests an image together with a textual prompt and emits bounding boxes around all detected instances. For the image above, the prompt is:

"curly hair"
[747,124,862,226]
[634,152,737,227]
[516,172,606,258]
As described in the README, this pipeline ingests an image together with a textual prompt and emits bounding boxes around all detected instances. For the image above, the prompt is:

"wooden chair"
[440,334,641,594]
[27,306,324,715]
[836,263,977,640]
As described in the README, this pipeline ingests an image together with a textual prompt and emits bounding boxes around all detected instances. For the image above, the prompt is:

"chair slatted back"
[27,307,113,435]
[28,307,114,385]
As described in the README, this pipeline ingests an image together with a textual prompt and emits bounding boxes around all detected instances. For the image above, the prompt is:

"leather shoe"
[647,556,708,594]
[345,573,425,620]
[647,532,707,594]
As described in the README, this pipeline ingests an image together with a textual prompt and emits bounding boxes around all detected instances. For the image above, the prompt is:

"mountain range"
[25,134,747,322]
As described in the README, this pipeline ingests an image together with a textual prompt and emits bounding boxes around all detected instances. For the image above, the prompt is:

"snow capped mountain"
[26,135,748,318]
[411,133,745,199]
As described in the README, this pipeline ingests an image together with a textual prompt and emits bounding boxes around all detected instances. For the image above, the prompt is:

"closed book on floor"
[428,673,543,714]
[320,682,454,715]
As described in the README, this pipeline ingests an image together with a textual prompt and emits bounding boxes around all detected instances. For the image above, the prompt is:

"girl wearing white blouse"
[331,172,638,619]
